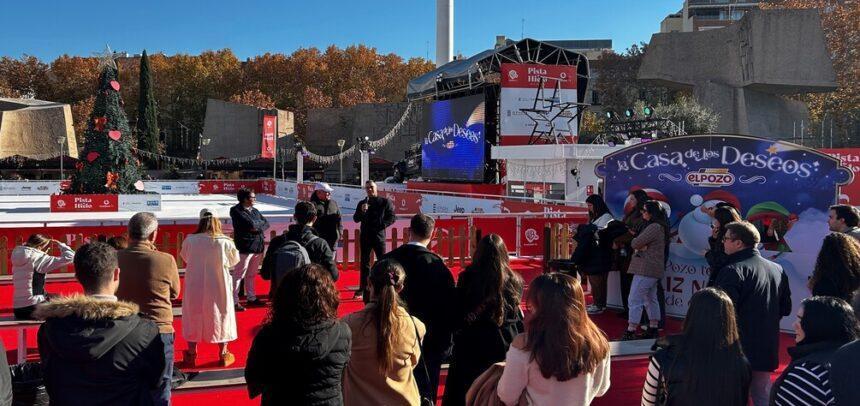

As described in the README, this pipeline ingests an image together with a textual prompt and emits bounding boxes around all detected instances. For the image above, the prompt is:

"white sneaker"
[586,305,605,315]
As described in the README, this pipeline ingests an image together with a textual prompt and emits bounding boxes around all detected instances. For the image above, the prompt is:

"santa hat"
[702,189,741,212]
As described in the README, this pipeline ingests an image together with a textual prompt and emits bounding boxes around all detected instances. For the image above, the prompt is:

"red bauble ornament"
[108,130,122,141]
[105,171,119,190]
[86,151,100,162]
[110,80,120,91]
[93,117,107,132]
[75,162,84,171]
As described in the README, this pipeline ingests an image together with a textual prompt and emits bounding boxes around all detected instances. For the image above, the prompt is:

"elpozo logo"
[686,168,736,187]
[508,69,518,81]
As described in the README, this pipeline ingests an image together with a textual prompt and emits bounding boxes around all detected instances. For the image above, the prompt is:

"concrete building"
[661,0,760,33]
[200,99,294,160]
[305,102,423,182]
[639,9,837,139]
[0,98,78,159]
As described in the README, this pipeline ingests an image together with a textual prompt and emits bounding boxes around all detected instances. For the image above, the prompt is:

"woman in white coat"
[12,234,75,319]
[180,209,241,367]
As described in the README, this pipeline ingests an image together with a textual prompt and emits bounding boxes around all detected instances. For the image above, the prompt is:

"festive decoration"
[109,80,120,91]
[131,147,296,166]
[75,162,84,171]
[93,117,107,132]
[134,180,145,191]
[69,61,142,194]
[105,171,119,190]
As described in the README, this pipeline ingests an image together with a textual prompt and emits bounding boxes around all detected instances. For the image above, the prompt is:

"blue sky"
[1,0,681,61]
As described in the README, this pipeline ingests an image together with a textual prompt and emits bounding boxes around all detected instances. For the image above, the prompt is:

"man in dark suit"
[230,188,270,310]
[353,180,395,299]
[383,213,455,403]
[714,220,792,406]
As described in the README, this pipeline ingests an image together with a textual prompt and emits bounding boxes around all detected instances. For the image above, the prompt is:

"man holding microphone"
[352,180,395,300]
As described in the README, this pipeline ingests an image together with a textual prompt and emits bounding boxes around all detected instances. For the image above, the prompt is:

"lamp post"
[200,137,211,176]
[337,139,345,183]
[56,137,66,180]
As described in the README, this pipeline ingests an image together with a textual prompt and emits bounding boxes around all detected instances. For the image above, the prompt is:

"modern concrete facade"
[305,102,423,181]
[0,98,78,159]
[639,9,836,139]
[200,99,294,160]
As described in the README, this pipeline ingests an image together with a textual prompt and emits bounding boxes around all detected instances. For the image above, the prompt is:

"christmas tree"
[136,50,159,159]
[69,56,143,194]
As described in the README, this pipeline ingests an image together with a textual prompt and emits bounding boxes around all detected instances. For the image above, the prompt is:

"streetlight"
[56,137,66,180]
[200,136,211,176]
[337,139,345,183]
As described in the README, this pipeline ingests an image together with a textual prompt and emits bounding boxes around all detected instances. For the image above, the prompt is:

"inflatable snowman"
[676,190,742,258]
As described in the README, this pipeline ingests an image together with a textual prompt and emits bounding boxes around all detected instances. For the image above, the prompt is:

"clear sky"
[1,0,681,61]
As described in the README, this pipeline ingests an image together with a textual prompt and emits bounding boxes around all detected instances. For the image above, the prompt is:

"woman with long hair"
[808,233,860,301]
[705,206,743,286]
[575,194,625,315]
[641,288,751,406]
[180,209,241,367]
[613,189,652,317]
[622,200,669,340]
[771,296,860,405]
[343,259,425,406]
[245,264,351,406]
[12,234,74,320]
[443,234,524,406]
[498,273,611,405]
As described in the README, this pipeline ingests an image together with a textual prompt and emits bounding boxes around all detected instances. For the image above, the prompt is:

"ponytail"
[367,259,406,374]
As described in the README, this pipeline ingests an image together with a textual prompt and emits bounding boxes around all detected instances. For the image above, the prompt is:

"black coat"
[705,236,729,286]
[830,340,860,406]
[572,221,627,275]
[246,320,351,406]
[713,248,792,371]
[310,194,342,249]
[34,296,166,406]
[262,224,339,281]
[382,243,456,356]
[651,335,751,406]
[442,269,524,406]
[352,196,395,241]
[230,204,270,254]
[770,340,844,406]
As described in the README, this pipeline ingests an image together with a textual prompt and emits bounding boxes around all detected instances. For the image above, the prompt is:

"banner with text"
[820,148,860,205]
[499,63,578,145]
[597,135,853,328]
[262,115,276,159]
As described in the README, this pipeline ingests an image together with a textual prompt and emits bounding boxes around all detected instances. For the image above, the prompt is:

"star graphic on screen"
[767,143,780,155]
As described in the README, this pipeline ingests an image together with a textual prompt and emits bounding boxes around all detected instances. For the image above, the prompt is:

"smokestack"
[436,0,453,67]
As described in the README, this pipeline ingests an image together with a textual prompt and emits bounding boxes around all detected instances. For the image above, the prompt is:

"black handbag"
[410,316,434,406]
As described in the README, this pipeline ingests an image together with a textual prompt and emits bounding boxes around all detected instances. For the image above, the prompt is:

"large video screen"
[421,94,486,182]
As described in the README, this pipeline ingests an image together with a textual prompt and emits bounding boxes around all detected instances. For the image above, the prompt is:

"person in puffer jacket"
[12,234,74,320]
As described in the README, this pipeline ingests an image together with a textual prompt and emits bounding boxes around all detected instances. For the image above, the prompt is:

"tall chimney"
[436,0,453,67]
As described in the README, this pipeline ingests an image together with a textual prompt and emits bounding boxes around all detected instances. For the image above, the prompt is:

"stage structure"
[407,38,590,183]
[0,98,78,160]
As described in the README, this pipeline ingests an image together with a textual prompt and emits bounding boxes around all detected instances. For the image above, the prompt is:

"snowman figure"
[676,190,741,258]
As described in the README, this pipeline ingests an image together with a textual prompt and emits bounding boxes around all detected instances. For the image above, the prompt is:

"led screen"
[421,94,486,182]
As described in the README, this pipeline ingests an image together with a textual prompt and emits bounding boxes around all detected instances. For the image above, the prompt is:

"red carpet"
[1,259,796,405]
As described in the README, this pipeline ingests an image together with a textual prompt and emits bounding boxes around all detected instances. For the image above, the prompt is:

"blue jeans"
[152,333,174,406]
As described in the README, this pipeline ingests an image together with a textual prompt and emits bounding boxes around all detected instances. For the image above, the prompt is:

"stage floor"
[0,194,299,227]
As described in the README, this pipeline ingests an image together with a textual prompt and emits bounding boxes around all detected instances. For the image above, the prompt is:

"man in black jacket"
[36,242,166,406]
[230,188,270,309]
[263,201,338,282]
[352,180,395,299]
[830,289,860,406]
[713,221,791,406]
[382,213,454,402]
[310,182,342,252]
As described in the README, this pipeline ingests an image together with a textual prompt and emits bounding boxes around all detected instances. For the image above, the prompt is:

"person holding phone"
[12,234,75,320]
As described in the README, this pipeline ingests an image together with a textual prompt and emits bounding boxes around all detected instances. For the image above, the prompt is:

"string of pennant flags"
[131,147,298,166]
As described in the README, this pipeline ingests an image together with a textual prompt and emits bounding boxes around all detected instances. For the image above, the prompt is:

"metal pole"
[821,113,826,148]
[273,116,278,180]
[296,151,304,184]
[59,143,64,180]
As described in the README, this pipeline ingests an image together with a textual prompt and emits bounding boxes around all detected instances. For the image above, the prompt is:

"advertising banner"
[421,94,486,182]
[500,200,588,217]
[597,135,853,328]
[0,181,60,195]
[51,194,119,212]
[499,63,578,146]
[519,218,581,256]
[378,190,422,214]
[143,181,200,194]
[262,115,276,159]
[820,148,860,205]
[117,194,162,212]
[197,180,261,195]
[420,194,502,215]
